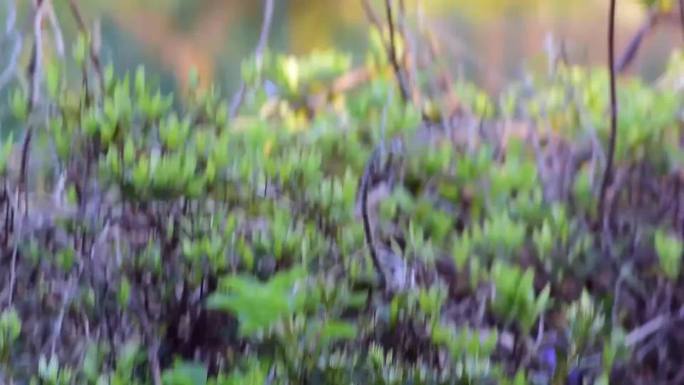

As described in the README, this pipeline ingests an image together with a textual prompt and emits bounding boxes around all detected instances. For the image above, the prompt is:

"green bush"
[1,6,684,385]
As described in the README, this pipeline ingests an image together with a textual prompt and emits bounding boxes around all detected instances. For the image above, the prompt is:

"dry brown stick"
[49,278,76,357]
[306,67,372,111]
[0,0,21,90]
[229,0,275,118]
[598,0,618,229]
[616,10,684,73]
[18,0,49,212]
[45,0,64,58]
[616,10,658,73]
[680,0,684,42]
[383,0,410,104]
[624,305,684,348]
[29,0,47,111]
[148,340,162,385]
[360,147,386,291]
[361,0,383,29]
[361,0,411,104]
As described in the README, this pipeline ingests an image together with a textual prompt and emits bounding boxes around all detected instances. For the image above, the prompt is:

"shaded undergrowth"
[1,2,684,385]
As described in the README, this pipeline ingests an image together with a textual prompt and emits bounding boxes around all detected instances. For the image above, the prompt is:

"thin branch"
[50,279,76,357]
[3,0,16,36]
[229,0,275,118]
[383,0,410,104]
[68,0,105,96]
[7,190,22,306]
[680,0,684,41]
[397,0,421,105]
[17,0,47,220]
[253,0,275,60]
[30,0,47,110]
[598,0,618,228]
[306,66,372,111]
[624,305,684,348]
[148,340,162,385]
[46,0,64,58]
[360,148,386,290]
[615,11,658,73]
[361,0,383,29]
[0,32,21,90]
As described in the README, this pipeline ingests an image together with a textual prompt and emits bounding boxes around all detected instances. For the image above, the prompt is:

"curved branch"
[598,0,618,228]
[680,0,684,41]
[229,0,275,118]
[383,0,410,104]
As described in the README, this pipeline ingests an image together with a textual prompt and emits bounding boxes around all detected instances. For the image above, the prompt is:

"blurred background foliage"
[1,0,680,96]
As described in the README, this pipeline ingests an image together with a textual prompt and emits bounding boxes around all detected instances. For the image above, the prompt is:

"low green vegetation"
[1,9,684,385]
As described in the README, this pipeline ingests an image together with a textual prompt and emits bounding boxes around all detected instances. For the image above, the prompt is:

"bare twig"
[598,0,618,228]
[616,11,658,73]
[361,0,383,29]
[383,0,410,104]
[680,0,684,41]
[7,191,22,306]
[50,278,76,357]
[229,0,275,118]
[0,0,21,90]
[3,0,16,36]
[306,67,372,112]
[148,339,162,385]
[0,33,21,90]
[17,0,48,218]
[45,0,64,58]
[625,306,684,349]
[360,147,387,290]
[626,314,668,348]
[396,0,419,104]
[264,365,276,385]
[29,0,47,110]
[68,0,105,95]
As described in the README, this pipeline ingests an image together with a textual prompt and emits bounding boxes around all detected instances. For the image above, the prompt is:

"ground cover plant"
[1,0,684,384]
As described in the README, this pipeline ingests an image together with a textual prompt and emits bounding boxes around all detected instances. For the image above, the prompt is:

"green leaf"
[162,361,207,385]
[0,307,21,344]
[73,34,88,65]
[135,65,146,96]
[188,67,200,90]
[207,267,308,337]
[319,320,358,344]
[10,87,27,120]
[46,61,61,98]
[118,278,131,307]
[655,229,683,280]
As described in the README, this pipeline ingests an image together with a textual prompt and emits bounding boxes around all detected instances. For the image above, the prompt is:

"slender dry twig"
[680,0,684,41]
[360,148,386,290]
[0,0,21,90]
[361,0,383,28]
[383,0,410,104]
[229,0,275,118]
[50,278,76,357]
[396,0,419,104]
[598,0,618,228]
[626,314,669,348]
[18,0,47,217]
[0,34,21,91]
[616,10,658,73]
[45,0,64,58]
[7,190,21,306]
[148,339,162,385]
[306,67,372,111]
[30,0,47,110]
[68,0,105,96]
[3,0,16,36]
